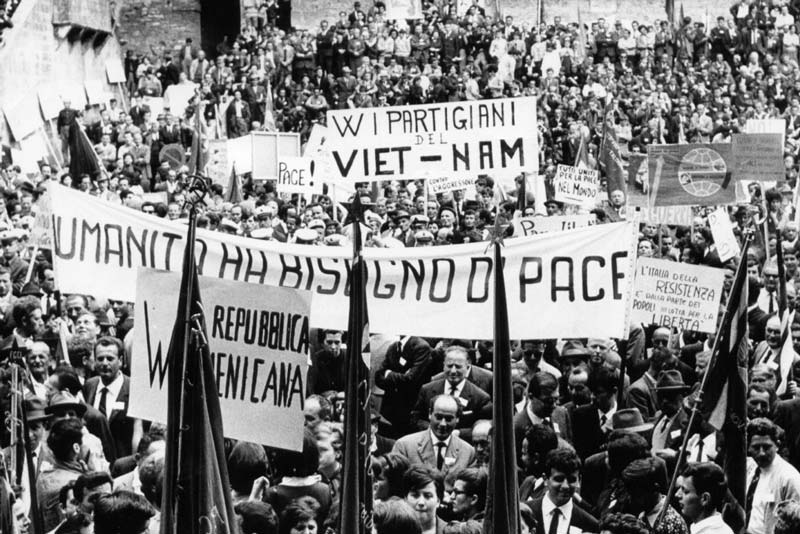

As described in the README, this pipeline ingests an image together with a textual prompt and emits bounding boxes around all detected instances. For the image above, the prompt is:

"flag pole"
[168,172,210,533]
[654,226,755,530]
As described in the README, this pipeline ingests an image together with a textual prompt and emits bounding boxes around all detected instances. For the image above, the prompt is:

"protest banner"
[322,97,538,181]
[732,133,784,182]
[512,214,597,237]
[631,258,724,334]
[427,176,477,195]
[553,164,599,206]
[105,59,126,84]
[648,144,736,207]
[226,134,253,174]
[84,80,110,106]
[252,132,301,181]
[707,208,741,263]
[746,118,785,146]
[3,93,41,141]
[47,183,637,340]
[130,269,310,451]
[30,187,53,248]
[38,87,63,121]
[637,206,694,226]
[385,0,423,19]
[277,156,322,196]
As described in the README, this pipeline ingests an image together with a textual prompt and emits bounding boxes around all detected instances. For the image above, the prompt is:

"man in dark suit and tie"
[83,337,142,460]
[527,448,599,534]
[627,345,674,421]
[411,345,491,442]
[431,343,493,396]
[571,367,619,461]
[375,336,433,439]
[514,372,573,461]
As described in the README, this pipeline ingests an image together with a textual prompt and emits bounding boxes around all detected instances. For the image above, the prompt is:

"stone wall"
[117,0,201,55]
[0,0,123,164]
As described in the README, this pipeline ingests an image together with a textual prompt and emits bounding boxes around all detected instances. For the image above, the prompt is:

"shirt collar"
[446,379,467,396]
[429,430,452,448]
[526,403,543,425]
[102,373,125,399]
[598,402,617,428]
[399,336,410,351]
[542,493,573,522]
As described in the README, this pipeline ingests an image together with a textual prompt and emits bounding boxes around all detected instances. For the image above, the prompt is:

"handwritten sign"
[707,208,740,263]
[277,157,321,195]
[131,269,311,451]
[631,258,724,333]
[428,176,477,195]
[554,164,599,206]
[732,133,784,182]
[512,214,597,237]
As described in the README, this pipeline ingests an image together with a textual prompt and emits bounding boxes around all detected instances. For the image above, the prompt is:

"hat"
[411,214,430,225]
[655,370,690,392]
[25,396,51,423]
[611,408,654,433]
[393,210,411,222]
[295,228,318,243]
[544,199,562,208]
[0,229,24,244]
[254,205,272,220]
[560,340,591,359]
[219,218,239,232]
[20,281,43,297]
[414,230,434,243]
[250,228,273,240]
[308,219,325,231]
[45,391,87,418]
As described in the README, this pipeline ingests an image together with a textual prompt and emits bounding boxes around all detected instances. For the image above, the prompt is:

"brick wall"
[116,0,201,55]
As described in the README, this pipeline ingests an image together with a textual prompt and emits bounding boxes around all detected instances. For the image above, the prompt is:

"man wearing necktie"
[650,370,691,455]
[745,418,800,534]
[2,397,50,516]
[410,345,491,442]
[527,448,599,534]
[83,337,142,460]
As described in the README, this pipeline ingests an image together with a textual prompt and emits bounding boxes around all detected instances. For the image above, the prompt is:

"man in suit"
[375,336,432,439]
[83,337,142,460]
[627,345,674,421]
[411,345,491,442]
[514,372,572,462]
[391,395,476,484]
[527,448,599,534]
[431,349,493,396]
[306,330,346,395]
[747,274,769,344]
[774,396,800,469]
[650,370,692,456]
[571,367,619,461]
[3,397,50,515]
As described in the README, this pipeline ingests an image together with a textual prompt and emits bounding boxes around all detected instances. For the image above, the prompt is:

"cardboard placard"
[732,133,784,182]
[512,214,597,237]
[131,269,311,451]
[707,207,741,263]
[277,156,321,195]
[631,257,724,333]
[553,164,599,206]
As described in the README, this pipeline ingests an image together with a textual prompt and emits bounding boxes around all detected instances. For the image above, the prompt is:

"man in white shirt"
[745,418,800,534]
[679,462,734,534]
[528,448,599,533]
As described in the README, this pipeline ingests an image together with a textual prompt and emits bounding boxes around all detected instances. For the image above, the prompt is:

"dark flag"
[224,164,243,204]
[161,214,239,534]
[483,223,519,534]
[599,117,625,196]
[701,240,749,505]
[187,104,208,175]
[67,120,101,180]
[339,196,373,534]
[516,174,527,212]
[666,0,676,28]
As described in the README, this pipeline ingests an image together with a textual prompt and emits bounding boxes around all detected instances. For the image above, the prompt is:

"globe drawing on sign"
[676,147,728,197]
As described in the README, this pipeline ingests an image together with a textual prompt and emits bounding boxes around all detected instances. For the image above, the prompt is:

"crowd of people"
[7,0,800,533]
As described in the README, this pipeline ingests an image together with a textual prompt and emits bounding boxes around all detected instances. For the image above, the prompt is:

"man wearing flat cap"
[0,229,29,297]
[2,396,51,513]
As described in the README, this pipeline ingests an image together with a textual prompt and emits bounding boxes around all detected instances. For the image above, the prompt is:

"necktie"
[745,467,761,527]
[99,387,109,417]
[599,414,607,428]
[436,442,446,470]
[769,292,775,314]
[543,417,553,429]
[548,508,561,534]
[659,416,670,434]
[449,384,458,396]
